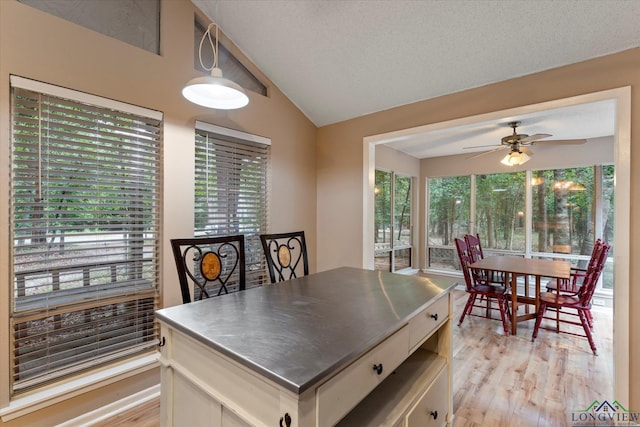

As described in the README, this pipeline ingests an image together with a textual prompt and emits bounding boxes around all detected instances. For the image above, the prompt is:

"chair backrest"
[171,235,246,304]
[464,233,484,263]
[585,238,604,271]
[455,237,475,292]
[577,241,610,305]
[260,231,309,283]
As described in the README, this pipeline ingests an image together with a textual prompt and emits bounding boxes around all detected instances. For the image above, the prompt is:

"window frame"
[193,121,271,288]
[9,75,162,395]
[374,169,414,272]
[425,165,614,292]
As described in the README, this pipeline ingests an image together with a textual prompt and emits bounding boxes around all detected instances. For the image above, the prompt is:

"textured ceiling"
[192,0,638,158]
[192,0,640,128]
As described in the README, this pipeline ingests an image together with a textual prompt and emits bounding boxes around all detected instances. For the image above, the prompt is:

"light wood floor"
[96,289,613,426]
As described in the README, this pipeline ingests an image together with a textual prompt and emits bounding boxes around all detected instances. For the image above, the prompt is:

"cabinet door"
[406,368,448,427]
[173,372,222,427]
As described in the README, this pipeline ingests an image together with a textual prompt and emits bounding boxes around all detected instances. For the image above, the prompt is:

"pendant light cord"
[198,23,219,72]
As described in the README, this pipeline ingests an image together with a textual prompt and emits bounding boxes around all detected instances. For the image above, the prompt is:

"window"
[19,0,160,54]
[194,122,270,288]
[374,170,413,272]
[427,176,470,270]
[10,76,161,394]
[426,166,614,291]
[195,20,267,96]
[475,172,526,252]
[531,167,594,255]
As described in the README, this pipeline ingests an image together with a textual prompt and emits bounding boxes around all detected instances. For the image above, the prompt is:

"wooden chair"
[171,235,246,304]
[455,237,510,335]
[464,233,504,284]
[532,241,610,355]
[260,231,309,283]
[545,238,604,327]
[546,239,603,294]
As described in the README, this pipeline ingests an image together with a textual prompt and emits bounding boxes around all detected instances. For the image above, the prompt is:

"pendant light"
[182,22,249,110]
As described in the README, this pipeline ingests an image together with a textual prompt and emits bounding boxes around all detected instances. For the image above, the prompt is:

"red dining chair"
[545,239,604,328]
[546,239,603,293]
[532,241,610,355]
[464,233,504,284]
[455,237,511,335]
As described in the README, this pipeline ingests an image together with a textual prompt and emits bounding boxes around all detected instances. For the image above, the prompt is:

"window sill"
[0,353,158,422]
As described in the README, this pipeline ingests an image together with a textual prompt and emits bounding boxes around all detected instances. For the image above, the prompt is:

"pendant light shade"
[182,22,249,110]
[501,149,530,166]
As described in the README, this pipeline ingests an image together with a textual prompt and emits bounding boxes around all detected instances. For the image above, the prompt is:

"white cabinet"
[335,296,451,426]
[157,268,455,427]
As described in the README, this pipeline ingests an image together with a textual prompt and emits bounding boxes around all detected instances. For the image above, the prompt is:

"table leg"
[524,275,530,314]
[535,275,541,315]
[511,272,518,335]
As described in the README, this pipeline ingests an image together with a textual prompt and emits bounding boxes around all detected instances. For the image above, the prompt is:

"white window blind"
[10,77,161,393]
[194,123,270,289]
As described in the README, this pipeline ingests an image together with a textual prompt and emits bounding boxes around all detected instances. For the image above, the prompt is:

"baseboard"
[56,384,160,426]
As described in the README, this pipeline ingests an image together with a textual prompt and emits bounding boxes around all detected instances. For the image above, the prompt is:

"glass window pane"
[475,172,526,251]
[427,176,470,246]
[394,175,412,247]
[375,171,392,249]
[20,0,160,54]
[531,167,594,255]
[602,165,615,251]
[393,248,412,271]
[374,251,391,272]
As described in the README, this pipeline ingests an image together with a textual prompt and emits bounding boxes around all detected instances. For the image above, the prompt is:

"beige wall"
[317,49,639,409]
[0,0,316,424]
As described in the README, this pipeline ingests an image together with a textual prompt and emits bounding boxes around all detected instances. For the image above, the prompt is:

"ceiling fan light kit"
[465,121,585,165]
[501,149,530,166]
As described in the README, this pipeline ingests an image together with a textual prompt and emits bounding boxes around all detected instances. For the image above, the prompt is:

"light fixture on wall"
[500,148,530,166]
[182,22,249,110]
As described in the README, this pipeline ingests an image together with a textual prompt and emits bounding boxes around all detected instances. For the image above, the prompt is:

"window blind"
[194,124,270,289]
[10,78,161,393]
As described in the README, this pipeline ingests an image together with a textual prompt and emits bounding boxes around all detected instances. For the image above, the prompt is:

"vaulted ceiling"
[192,0,639,157]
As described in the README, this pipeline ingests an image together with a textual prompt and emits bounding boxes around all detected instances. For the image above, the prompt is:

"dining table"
[469,255,571,335]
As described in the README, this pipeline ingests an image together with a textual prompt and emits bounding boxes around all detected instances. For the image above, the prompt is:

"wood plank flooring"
[95,289,613,426]
[451,289,613,427]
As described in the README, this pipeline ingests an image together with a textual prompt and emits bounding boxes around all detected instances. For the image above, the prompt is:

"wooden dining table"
[469,256,571,335]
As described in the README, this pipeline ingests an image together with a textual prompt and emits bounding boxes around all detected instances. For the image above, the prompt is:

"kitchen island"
[156,267,456,426]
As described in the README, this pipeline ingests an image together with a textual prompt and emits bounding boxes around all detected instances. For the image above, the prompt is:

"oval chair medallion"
[201,251,222,281]
[278,245,292,268]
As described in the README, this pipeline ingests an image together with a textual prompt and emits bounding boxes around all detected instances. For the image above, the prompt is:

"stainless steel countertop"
[155,266,457,394]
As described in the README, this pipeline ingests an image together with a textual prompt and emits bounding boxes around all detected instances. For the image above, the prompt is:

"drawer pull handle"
[430,313,438,321]
[430,410,438,420]
[372,363,383,375]
[279,413,291,427]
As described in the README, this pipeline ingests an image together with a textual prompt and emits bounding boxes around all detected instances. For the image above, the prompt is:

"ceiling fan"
[465,121,586,166]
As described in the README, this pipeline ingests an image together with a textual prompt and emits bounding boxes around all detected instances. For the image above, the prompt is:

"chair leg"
[579,309,598,355]
[532,302,547,341]
[586,308,594,329]
[458,294,476,325]
[498,296,509,335]
[485,295,490,318]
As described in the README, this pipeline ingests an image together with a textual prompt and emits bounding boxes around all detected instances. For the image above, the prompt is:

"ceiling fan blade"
[519,133,552,144]
[466,146,508,160]
[462,144,501,150]
[531,138,587,146]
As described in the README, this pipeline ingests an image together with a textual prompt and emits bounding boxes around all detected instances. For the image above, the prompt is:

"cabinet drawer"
[316,326,409,427]
[408,294,448,350]
[406,368,448,427]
